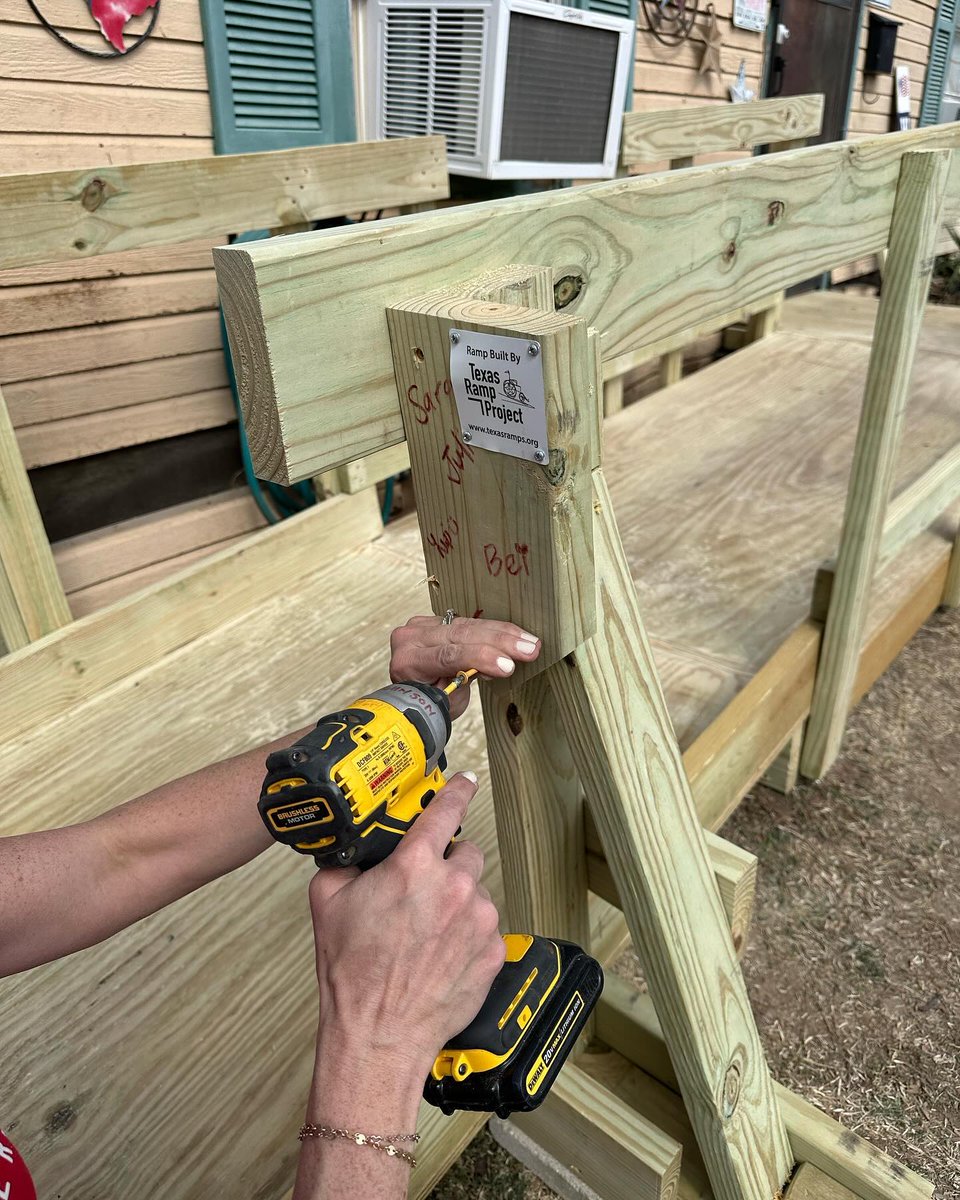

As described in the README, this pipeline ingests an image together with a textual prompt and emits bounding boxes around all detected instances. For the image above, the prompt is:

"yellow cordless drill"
[258,671,603,1118]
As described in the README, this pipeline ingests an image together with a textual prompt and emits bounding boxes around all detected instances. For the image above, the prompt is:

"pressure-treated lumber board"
[0,386,71,652]
[0,269,218,335]
[553,473,792,1200]
[760,724,803,794]
[779,292,960,359]
[0,137,447,270]
[801,150,951,780]
[944,528,960,607]
[620,94,824,166]
[17,388,235,467]
[0,135,214,175]
[0,238,220,287]
[596,976,935,1200]
[577,1047,713,1200]
[387,279,598,671]
[4,350,228,426]
[585,811,758,956]
[879,442,960,568]
[335,442,411,494]
[0,311,223,382]
[52,490,265,594]
[510,1063,683,1200]
[214,123,960,481]
[786,1162,862,1200]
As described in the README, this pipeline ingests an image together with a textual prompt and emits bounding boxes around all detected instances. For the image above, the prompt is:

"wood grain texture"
[53,491,265,594]
[779,291,960,359]
[17,387,235,467]
[585,810,758,957]
[336,442,411,494]
[881,442,960,568]
[760,724,803,794]
[4,350,228,426]
[0,386,71,652]
[1,311,223,382]
[0,79,213,138]
[387,279,597,671]
[620,94,824,167]
[0,134,214,175]
[511,1062,683,1200]
[0,238,220,287]
[785,1162,861,1200]
[216,124,960,481]
[944,527,960,607]
[553,472,792,1200]
[596,978,934,1200]
[1,137,448,270]
[0,269,218,334]
[0,21,208,90]
[801,150,952,780]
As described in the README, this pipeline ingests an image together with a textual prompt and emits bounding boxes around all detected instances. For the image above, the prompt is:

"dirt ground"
[433,605,960,1199]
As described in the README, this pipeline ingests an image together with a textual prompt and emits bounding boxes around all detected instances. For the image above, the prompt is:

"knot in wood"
[767,200,785,226]
[506,703,524,736]
[81,177,107,212]
[722,240,738,264]
[721,1060,742,1119]
[554,273,584,309]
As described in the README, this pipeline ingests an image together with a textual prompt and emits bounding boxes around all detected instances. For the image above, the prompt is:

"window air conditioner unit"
[365,0,635,179]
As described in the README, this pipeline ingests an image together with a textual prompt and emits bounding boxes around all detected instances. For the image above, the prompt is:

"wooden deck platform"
[609,291,960,752]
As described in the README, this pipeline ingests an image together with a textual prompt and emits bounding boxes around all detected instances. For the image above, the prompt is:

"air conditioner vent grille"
[382,7,486,156]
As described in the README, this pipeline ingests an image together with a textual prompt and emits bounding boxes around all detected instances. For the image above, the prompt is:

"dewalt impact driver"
[258,670,603,1118]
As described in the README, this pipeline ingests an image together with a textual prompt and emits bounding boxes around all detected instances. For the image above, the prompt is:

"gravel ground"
[433,606,960,1199]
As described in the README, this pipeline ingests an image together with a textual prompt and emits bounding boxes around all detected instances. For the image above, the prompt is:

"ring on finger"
[441,609,456,626]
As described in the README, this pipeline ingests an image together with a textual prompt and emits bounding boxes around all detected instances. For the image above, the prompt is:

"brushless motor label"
[525,991,585,1097]
[356,726,414,795]
[450,330,549,464]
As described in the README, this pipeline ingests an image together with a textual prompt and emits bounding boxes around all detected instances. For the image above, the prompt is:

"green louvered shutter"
[920,0,958,125]
[200,0,356,154]
[568,0,637,108]
[578,0,637,17]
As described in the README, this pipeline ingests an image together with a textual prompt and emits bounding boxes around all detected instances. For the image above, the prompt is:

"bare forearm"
[0,727,309,976]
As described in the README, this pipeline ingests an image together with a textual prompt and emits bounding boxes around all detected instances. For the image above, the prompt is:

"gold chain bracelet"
[298,1124,419,1167]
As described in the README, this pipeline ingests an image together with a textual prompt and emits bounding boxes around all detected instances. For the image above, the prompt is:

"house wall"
[0,0,233,538]
[848,0,939,136]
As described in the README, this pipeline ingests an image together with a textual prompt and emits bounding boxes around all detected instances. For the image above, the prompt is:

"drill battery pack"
[424,935,603,1118]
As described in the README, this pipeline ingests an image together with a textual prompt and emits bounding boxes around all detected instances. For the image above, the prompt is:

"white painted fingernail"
[515,638,538,655]
[461,770,478,784]
[519,630,537,641]
[496,655,516,674]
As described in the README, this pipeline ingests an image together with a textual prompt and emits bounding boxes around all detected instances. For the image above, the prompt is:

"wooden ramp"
[607,304,960,754]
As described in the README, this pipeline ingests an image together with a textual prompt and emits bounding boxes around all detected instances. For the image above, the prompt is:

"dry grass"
[432,607,960,1199]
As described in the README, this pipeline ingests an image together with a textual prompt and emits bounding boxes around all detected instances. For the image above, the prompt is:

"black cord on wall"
[26,0,160,58]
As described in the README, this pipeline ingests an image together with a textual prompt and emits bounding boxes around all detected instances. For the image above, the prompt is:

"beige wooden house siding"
[0,0,230,475]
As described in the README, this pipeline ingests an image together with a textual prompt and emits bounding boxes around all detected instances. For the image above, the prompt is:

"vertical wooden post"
[387,266,597,955]
[659,350,684,388]
[942,525,960,608]
[761,724,803,794]
[553,473,793,1200]
[603,374,625,417]
[0,386,71,652]
[801,149,951,779]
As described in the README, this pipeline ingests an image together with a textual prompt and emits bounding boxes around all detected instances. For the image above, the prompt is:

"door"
[765,0,865,142]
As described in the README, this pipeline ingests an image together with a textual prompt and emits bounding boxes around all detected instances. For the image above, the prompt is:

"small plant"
[930,224,960,305]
